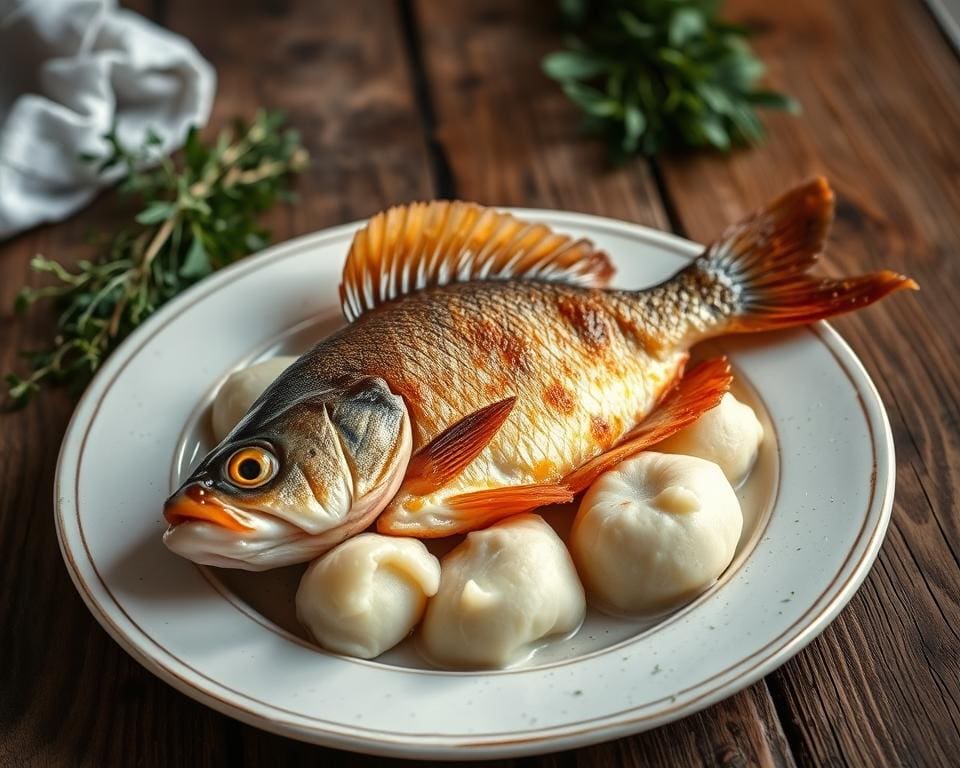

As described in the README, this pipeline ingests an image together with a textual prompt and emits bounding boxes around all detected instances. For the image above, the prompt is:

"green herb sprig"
[6,111,308,406]
[543,0,799,158]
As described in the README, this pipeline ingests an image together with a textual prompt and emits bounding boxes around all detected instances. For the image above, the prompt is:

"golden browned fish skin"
[300,278,688,487]
[163,179,917,566]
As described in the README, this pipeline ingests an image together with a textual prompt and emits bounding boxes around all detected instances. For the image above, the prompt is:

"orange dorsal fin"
[565,358,733,494]
[339,202,615,321]
[402,397,517,496]
[439,484,574,535]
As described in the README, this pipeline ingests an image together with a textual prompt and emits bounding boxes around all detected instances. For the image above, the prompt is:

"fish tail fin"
[670,178,917,339]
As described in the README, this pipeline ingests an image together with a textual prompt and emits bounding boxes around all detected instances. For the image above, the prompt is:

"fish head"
[163,376,411,570]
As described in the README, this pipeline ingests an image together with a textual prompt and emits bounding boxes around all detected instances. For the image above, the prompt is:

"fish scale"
[322,279,688,528]
[163,181,915,568]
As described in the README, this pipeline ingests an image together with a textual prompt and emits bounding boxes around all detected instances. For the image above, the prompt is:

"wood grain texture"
[411,0,670,228]
[0,205,229,767]
[1,0,958,765]
[411,1,795,766]
[0,0,433,766]
[654,0,960,765]
[0,1,224,761]
[164,0,435,227]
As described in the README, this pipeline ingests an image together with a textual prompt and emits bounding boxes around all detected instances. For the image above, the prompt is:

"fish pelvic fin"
[402,397,517,496]
[378,359,729,536]
[339,202,615,322]
[442,485,574,532]
[375,484,573,537]
[658,178,917,341]
[565,358,732,494]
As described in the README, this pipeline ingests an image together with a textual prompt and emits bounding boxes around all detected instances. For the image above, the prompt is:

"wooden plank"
[4,0,956,765]
[235,733,517,768]
[159,0,437,764]
[164,0,435,231]
[0,1,433,766]
[0,216,229,768]
[572,682,794,768]
[412,1,796,766]
[411,0,669,227]
[654,0,960,765]
[0,3,229,764]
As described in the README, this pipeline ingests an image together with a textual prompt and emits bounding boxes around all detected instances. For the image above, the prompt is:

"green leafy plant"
[543,0,798,158]
[6,111,308,406]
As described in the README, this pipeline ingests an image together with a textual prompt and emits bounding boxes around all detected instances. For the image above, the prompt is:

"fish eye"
[226,446,277,489]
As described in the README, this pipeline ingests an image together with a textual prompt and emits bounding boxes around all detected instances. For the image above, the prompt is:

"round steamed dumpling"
[296,533,441,659]
[570,452,742,615]
[420,514,585,669]
[654,392,763,485]
[211,356,298,441]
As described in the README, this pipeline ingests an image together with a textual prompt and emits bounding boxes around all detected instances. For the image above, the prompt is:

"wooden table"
[2,1,958,765]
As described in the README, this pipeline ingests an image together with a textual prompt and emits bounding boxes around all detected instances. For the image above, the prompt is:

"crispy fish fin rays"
[377,484,574,538]
[403,397,517,495]
[381,360,731,538]
[687,177,917,335]
[442,485,574,532]
[339,201,615,321]
[565,358,733,494]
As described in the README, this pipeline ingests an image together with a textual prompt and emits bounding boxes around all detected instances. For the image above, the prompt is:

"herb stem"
[141,214,178,271]
[6,112,308,406]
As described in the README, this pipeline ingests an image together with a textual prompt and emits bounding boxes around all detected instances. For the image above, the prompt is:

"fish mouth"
[163,484,257,532]
[160,481,397,571]
[162,484,317,571]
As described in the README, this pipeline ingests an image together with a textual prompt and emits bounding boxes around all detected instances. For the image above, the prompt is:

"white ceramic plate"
[55,210,894,760]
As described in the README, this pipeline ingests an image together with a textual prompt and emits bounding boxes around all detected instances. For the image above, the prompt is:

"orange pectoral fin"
[565,357,733,494]
[375,483,572,538]
[403,397,517,495]
[443,484,574,534]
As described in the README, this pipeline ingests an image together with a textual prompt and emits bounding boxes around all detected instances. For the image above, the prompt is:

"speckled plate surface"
[54,210,895,760]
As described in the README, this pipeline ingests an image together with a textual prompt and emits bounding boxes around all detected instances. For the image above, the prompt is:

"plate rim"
[54,209,895,759]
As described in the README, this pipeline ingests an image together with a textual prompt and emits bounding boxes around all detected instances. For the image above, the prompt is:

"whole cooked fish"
[163,179,915,570]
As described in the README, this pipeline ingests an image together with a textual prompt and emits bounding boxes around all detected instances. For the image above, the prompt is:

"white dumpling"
[420,514,585,669]
[654,392,763,485]
[570,452,742,616]
[295,533,440,659]
[211,356,298,441]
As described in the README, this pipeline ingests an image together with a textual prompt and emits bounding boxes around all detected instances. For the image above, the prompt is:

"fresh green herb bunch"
[543,0,798,158]
[6,110,308,406]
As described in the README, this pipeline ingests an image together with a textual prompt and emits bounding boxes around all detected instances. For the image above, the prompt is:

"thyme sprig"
[6,111,308,406]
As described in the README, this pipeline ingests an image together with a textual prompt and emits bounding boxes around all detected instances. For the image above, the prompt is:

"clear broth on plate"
[172,320,779,671]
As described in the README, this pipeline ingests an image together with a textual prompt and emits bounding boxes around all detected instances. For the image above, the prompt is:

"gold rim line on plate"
[54,218,890,748]
[169,311,782,675]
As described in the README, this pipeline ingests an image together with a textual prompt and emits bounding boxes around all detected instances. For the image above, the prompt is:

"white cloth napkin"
[0,0,216,239]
